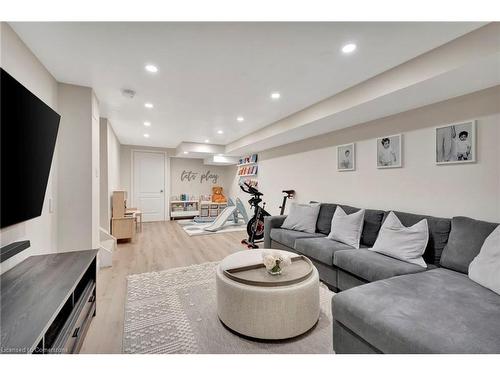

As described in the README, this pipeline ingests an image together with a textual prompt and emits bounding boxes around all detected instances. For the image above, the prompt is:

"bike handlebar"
[239,181,262,197]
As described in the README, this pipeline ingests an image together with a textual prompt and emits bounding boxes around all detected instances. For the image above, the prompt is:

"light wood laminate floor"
[80,220,245,353]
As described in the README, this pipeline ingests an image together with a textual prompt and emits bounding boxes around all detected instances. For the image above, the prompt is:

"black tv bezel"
[0,67,61,229]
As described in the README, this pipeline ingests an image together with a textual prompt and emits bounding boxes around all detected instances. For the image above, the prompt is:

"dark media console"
[0,250,97,354]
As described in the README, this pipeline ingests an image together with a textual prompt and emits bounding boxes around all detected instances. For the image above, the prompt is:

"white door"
[133,151,165,222]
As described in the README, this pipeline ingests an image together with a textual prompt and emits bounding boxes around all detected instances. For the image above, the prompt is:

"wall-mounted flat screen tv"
[1,68,60,229]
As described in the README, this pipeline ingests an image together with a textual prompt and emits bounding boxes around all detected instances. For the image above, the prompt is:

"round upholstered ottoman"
[216,249,320,340]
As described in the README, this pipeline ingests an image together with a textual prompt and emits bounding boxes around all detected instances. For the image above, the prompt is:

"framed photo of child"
[337,143,355,171]
[377,134,402,168]
[435,120,476,165]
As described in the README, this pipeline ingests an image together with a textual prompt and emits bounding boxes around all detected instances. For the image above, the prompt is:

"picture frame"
[377,134,402,169]
[435,120,476,165]
[337,143,355,171]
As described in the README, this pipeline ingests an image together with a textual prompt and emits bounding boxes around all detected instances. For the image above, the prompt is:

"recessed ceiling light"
[143,121,151,127]
[183,151,189,154]
[270,92,281,100]
[236,116,244,122]
[204,139,210,143]
[217,130,224,134]
[145,64,158,73]
[143,133,150,138]
[144,103,154,109]
[341,43,357,54]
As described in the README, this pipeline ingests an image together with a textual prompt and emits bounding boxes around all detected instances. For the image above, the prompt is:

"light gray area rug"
[176,219,247,236]
[123,262,334,354]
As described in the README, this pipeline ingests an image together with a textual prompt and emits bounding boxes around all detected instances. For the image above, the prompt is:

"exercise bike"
[280,189,295,215]
[240,182,295,249]
[240,182,269,248]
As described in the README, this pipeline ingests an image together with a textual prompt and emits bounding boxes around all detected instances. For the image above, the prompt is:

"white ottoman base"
[216,264,320,340]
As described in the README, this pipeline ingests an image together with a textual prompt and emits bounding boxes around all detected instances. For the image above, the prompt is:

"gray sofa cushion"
[333,249,428,282]
[385,211,451,265]
[342,206,385,247]
[294,237,354,266]
[332,268,500,353]
[269,228,324,249]
[440,216,498,274]
[264,215,287,248]
[315,203,385,247]
[281,202,320,233]
[316,203,337,235]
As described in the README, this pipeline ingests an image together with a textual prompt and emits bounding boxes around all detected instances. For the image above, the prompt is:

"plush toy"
[212,186,227,203]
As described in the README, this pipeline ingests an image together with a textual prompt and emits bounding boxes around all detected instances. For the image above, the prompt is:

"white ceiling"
[11,22,484,149]
[231,53,500,154]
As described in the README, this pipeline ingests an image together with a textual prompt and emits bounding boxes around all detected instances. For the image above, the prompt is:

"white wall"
[99,119,109,231]
[0,23,59,273]
[91,93,100,247]
[230,88,500,222]
[119,145,134,197]
[100,118,121,231]
[57,83,100,252]
[170,158,236,198]
[107,123,121,217]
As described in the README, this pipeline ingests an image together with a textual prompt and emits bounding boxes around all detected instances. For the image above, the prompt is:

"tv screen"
[1,68,60,229]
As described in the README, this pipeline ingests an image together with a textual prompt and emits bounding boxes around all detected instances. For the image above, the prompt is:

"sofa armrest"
[264,215,287,248]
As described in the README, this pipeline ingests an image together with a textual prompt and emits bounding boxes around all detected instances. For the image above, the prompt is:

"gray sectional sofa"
[263,203,500,353]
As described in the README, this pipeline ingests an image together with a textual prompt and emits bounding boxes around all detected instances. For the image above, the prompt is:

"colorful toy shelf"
[238,164,258,177]
[199,201,228,218]
[170,196,230,220]
[170,196,200,220]
[238,154,258,166]
[237,161,257,167]
[238,153,259,187]
[171,210,200,218]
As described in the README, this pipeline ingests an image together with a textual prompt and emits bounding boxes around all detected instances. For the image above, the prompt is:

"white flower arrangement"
[262,250,292,275]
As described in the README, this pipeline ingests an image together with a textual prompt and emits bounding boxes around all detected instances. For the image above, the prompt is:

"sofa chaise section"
[332,268,500,353]
[332,216,499,353]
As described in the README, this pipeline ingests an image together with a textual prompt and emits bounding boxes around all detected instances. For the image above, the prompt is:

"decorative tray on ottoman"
[223,255,313,287]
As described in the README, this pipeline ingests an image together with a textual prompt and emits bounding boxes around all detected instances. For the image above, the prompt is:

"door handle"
[160,190,164,193]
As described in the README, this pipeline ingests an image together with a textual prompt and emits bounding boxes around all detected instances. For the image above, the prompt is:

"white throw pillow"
[327,206,365,249]
[468,225,500,295]
[370,211,428,268]
[281,202,320,234]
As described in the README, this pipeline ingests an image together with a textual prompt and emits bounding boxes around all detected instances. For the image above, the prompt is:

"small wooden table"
[126,208,143,232]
